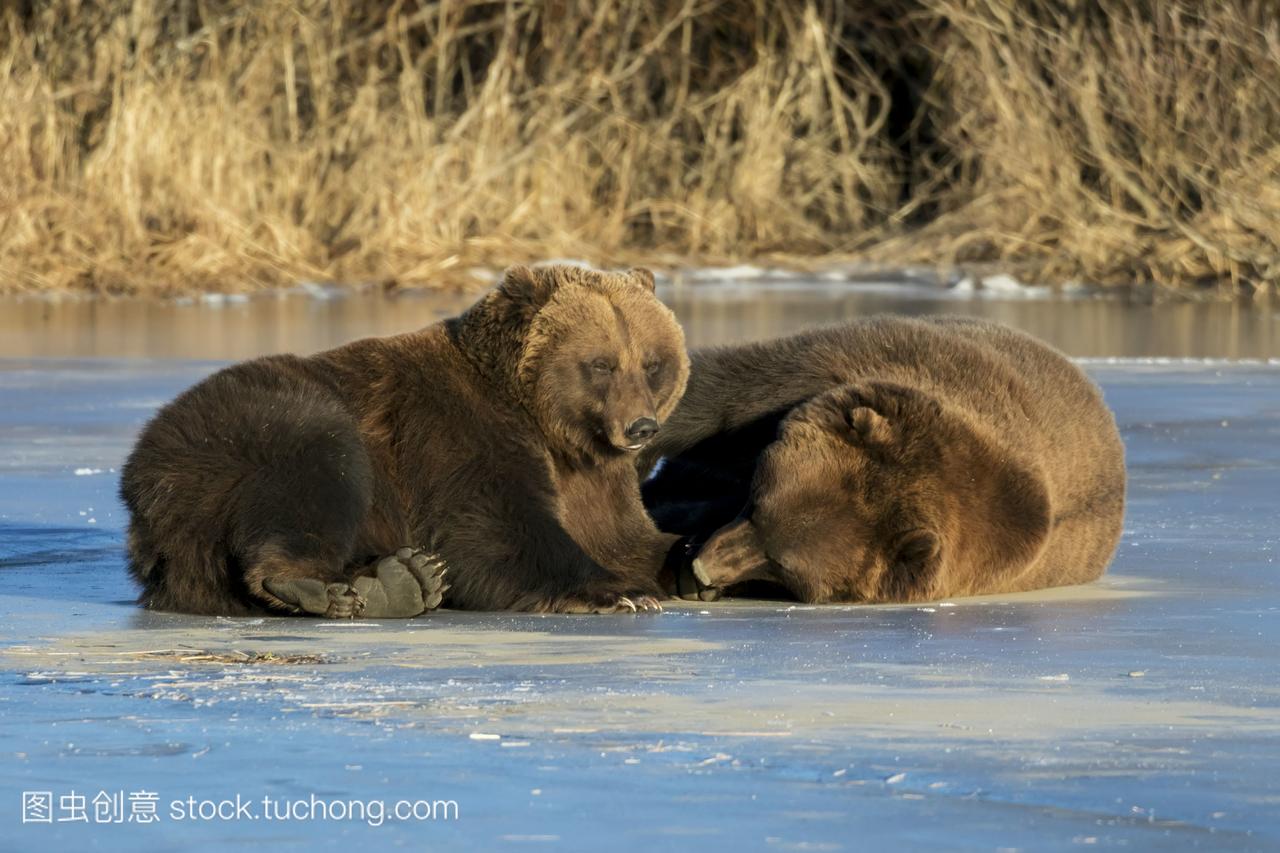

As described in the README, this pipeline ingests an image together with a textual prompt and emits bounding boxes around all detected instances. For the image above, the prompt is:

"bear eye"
[590,358,614,375]
[644,360,662,377]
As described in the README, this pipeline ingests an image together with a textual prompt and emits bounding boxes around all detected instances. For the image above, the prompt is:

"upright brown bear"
[121,265,689,617]
[641,317,1126,603]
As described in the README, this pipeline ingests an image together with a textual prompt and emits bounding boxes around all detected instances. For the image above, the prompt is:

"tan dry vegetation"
[886,0,1280,296]
[0,1,1277,296]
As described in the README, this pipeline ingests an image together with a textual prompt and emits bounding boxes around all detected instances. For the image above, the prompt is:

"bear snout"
[622,417,660,448]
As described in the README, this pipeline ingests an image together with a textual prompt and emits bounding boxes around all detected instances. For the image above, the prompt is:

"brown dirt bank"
[2,1,1277,297]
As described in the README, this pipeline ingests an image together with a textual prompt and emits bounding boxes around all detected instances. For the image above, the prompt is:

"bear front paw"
[689,518,773,592]
[262,578,366,619]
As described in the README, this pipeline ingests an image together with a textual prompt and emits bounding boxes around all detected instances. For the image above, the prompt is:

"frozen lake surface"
[1,282,1278,850]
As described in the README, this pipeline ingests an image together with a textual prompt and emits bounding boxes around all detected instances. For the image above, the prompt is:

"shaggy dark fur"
[640,316,1127,604]
[121,265,689,617]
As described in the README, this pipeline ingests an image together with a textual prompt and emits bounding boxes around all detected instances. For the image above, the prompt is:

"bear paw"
[262,578,366,619]
[352,547,449,618]
[688,519,772,592]
[550,591,664,614]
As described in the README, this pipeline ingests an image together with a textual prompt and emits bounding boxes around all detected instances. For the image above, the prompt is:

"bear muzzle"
[620,417,660,450]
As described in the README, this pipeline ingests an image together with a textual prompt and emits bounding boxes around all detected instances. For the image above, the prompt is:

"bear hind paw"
[352,547,449,618]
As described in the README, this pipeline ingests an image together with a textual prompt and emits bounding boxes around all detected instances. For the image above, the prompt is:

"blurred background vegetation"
[1,0,1277,296]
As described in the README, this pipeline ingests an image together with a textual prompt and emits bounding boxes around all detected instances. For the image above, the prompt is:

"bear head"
[694,381,1052,602]
[457,264,690,460]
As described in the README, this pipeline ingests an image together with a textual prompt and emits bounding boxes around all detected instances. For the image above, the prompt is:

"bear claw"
[548,592,664,614]
[614,594,663,613]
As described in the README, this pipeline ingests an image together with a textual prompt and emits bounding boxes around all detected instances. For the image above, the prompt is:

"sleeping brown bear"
[640,316,1126,603]
[121,264,689,617]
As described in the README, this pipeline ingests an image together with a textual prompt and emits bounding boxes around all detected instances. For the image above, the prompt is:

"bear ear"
[799,387,896,448]
[494,264,557,321]
[879,529,942,600]
[896,529,941,567]
[982,459,1052,578]
[943,445,1052,591]
[628,267,656,292]
[845,406,893,447]
[859,381,941,423]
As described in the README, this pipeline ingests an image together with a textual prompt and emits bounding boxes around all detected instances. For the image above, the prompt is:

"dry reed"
[0,1,1276,296]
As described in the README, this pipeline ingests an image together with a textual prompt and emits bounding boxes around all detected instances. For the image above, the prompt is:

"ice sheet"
[0,358,1277,850]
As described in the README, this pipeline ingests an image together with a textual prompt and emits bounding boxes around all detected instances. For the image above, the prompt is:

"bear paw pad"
[352,547,449,618]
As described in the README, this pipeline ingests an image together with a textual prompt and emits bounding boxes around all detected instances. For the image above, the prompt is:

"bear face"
[512,266,690,459]
[691,381,1052,603]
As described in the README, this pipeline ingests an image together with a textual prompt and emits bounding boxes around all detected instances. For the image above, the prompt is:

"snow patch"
[981,273,1025,293]
[198,292,250,306]
[679,265,777,282]
[950,273,1052,298]
[297,281,347,301]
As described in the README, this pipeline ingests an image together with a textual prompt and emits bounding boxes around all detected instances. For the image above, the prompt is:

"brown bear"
[640,316,1126,603]
[120,264,689,617]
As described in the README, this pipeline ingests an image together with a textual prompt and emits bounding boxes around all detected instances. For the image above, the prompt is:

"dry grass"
[881,0,1280,295]
[131,648,329,665]
[0,1,1276,296]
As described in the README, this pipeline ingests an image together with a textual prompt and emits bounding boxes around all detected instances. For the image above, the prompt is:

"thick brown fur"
[640,317,1126,603]
[121,265,689,617]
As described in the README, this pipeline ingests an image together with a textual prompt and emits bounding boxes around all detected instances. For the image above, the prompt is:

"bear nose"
[624,417,660,443]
